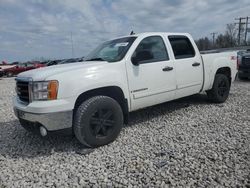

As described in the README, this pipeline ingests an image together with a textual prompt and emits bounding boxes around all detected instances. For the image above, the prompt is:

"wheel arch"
[73,86,129,124]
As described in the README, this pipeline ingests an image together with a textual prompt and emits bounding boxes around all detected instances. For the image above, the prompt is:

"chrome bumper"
[14,108,73,131]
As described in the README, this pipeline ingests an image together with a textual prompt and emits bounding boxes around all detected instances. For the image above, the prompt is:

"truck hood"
[17,61,106,81]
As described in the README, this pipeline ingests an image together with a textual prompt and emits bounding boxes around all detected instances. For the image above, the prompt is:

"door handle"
[162,66,173,71]
[192,62,200,67]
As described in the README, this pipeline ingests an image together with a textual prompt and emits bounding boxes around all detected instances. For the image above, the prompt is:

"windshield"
[84,37,137,62]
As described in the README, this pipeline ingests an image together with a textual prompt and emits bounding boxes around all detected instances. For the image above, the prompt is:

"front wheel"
[206,74,230,103]
[73,96,123,148]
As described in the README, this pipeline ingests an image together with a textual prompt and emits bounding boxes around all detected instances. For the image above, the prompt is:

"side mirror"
[131,56,139,66]
[131,50,153,66]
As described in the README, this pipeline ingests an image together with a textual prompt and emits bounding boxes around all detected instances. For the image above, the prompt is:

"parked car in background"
[4,62,45,77]
[0,67,4,77]
[58,57,85,64]
[46,59,63,66]
[237,49,250,80]
[0,64,15,70]
[40,61,50,65]
[47,57,84,66]
[11,61,20,65]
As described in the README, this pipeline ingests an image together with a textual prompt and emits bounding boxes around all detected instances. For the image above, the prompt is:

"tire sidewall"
[74,96,123,147]
[213,74,230,102]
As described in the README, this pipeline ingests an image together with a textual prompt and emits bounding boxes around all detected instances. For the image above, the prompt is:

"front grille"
[16,80,30,103]
[242,56,250,67]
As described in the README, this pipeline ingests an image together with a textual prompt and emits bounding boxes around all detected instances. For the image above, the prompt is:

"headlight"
[32,80,58,101]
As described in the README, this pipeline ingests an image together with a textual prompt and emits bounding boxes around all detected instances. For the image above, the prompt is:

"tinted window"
[168,36,195,59]
[132,36,169,64]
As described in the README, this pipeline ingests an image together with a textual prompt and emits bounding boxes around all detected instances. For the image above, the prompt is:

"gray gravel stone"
[0,77,249,187]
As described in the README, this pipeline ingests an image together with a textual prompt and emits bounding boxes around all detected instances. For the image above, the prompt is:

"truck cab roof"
[113,32,192,41]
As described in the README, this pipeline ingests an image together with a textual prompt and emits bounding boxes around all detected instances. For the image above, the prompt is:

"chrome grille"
[16,79,30,103]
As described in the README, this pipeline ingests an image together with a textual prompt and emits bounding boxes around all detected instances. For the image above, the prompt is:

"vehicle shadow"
[0,94,211,159]
[0,120,80,159]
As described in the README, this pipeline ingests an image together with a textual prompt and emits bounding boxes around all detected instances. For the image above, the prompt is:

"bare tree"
[226,23,237,46]
[195,37,212,51]
[216,33,236,48]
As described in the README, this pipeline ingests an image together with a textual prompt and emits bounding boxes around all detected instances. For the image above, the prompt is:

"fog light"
[40,126,47,137]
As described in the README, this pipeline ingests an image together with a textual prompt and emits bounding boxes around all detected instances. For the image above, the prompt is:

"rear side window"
[168,36,195,59]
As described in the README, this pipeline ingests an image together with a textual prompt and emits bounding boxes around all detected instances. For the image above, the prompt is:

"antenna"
[130,31,135,35]
[70,31,74,58]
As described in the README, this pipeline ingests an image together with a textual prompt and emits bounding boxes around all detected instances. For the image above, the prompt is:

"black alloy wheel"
[89,108,115,138]
[217,79,228,98]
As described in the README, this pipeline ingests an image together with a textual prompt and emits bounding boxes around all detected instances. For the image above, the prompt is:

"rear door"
[168,35,203,98]
[15,64,25,74]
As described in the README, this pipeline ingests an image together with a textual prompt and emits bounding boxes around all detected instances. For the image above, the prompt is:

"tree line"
[195,23,249,51]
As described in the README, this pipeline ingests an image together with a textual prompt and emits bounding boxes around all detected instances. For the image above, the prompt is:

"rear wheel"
[74,96,123,148]
[206,74,230,103]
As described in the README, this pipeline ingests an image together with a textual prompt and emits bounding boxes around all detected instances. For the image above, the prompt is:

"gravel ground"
[0,77,249,187]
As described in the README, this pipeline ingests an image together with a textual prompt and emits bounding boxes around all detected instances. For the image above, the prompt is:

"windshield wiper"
[85,57,105,61]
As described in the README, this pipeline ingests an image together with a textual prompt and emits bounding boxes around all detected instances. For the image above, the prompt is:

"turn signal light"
[48,80,58,100]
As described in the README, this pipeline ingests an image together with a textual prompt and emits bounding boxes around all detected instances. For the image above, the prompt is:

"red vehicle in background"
[4,62,45,77]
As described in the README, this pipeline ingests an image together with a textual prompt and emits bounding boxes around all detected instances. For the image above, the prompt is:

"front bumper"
[14,107,73,131]
[13,96,75,131]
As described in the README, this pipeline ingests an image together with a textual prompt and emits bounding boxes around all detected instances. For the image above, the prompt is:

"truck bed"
[201,51,237,91]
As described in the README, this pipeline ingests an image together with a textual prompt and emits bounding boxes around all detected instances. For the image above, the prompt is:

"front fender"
[46,62,130,104]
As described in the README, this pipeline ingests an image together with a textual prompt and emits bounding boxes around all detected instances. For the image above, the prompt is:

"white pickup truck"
[13,32,237,147]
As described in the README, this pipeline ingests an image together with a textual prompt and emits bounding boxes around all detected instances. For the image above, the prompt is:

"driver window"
[132,36,169,64]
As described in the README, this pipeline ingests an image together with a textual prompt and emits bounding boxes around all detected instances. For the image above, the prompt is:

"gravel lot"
[0,77,249,187]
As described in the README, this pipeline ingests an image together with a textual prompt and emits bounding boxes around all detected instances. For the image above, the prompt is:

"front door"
[126,35,176,111]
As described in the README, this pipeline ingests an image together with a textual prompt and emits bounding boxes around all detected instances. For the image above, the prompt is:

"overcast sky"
[0,0,250,62]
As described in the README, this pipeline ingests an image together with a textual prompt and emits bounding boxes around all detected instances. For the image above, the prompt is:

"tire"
[19,119,40,134]
[74,96,123,148]
[206,74,230,103]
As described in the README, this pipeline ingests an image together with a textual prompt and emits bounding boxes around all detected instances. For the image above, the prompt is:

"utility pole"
[70,31,74,58]
[235,16,250,45]
[245,17,249,44]
[236,17,243,45]
[210,32,217,46]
